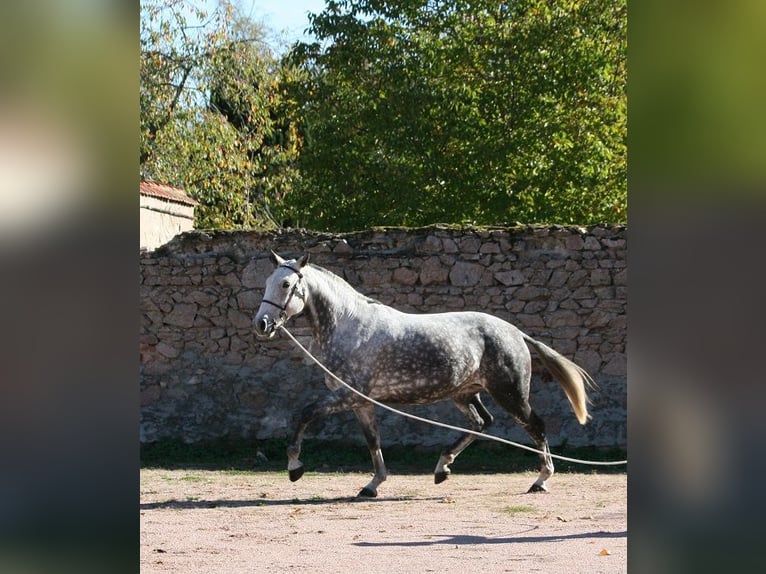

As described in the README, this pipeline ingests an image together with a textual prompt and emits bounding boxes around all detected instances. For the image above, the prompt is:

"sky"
[234,0,327,49]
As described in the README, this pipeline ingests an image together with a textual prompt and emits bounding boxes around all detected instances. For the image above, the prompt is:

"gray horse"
[254,252,595,497]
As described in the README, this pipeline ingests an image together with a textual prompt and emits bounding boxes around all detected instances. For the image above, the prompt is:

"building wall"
[140,225,627,449]
[140,195,195,251]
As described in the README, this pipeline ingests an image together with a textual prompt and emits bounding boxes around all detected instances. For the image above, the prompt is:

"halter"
[260,264,305,320]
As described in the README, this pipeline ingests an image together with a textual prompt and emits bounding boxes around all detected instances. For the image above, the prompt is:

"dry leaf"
[599,548,611,556]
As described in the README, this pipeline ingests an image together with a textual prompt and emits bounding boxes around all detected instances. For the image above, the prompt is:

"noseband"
[261,264,305,321]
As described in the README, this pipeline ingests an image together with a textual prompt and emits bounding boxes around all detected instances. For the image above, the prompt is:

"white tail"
[522,334,597,424]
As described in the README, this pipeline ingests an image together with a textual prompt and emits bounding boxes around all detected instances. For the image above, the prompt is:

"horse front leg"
[353,404,387,498]
[286,393,355,482]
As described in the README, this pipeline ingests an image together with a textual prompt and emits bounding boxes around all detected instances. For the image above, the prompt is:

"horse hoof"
[526,483,548,493]
[434,471,449,485]
[289,466,305,482]
[357,487,377,498]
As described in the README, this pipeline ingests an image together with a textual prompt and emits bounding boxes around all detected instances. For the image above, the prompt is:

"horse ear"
[297,253,310,268]
[270,250,286,267]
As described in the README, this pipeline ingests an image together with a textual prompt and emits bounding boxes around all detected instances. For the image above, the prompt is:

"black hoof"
[289,466,304,482]
[434,471,449,485]
[526,483,548,493]
[357,487,377,498]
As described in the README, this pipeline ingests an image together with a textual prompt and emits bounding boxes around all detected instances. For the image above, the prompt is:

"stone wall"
[140,225,627,449]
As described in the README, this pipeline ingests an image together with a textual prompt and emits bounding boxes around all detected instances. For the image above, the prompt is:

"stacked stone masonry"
[140,225,626,449]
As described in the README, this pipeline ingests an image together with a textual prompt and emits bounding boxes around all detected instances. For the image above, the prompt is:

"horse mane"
[306,263,384,311]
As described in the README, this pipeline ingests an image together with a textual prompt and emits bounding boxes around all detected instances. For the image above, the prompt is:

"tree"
[281,0,626,231]
[140,0,302,229]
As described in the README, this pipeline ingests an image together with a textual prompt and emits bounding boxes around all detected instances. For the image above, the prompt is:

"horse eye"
[282,280,291,289]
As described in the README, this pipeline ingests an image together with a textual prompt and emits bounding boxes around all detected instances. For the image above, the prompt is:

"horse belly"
[367,340,481,405]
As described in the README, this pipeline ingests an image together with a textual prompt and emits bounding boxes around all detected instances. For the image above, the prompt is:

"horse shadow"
[140,494,442,511]
[140,497,626,548]
[352,529,627,547]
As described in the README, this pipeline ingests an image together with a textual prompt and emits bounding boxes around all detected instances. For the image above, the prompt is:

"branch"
[169,65,193,114]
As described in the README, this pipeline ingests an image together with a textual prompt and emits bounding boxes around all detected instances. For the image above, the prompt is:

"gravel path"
[140,469,627,573]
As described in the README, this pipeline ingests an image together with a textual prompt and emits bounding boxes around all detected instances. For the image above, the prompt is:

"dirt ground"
[140,469,627,573]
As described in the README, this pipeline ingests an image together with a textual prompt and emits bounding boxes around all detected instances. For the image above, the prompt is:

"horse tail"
[522,334,597,425]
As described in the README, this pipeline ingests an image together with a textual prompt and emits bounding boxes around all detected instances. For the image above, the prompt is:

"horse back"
[326,309,529,403]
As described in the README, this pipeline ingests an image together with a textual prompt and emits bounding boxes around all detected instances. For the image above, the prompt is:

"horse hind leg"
[523,410,554,492]
[434,394,494,484]
[515,406,554,493]
[353,404,387,498]
[489,389,554,493]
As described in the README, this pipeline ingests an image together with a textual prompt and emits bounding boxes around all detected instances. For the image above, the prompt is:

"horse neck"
[303,266,360,343]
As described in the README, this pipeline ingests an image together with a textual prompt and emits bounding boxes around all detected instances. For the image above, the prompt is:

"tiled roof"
[140,180,198,206]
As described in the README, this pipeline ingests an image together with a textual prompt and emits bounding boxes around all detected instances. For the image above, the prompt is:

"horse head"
[253,251,310,339]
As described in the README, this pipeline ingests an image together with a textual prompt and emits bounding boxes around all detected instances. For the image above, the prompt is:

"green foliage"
[140,437,627,475]
[140,0,302,230]
[281,0,626,231]
[140,0,626,232]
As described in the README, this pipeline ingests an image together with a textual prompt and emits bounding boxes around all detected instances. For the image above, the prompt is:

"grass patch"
[503,504,536,515]
[141,438,626,475]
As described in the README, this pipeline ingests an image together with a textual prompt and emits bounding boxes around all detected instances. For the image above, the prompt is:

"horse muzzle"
[254,312,280,339]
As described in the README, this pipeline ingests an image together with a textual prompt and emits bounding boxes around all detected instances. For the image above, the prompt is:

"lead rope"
[280,326,627,467]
